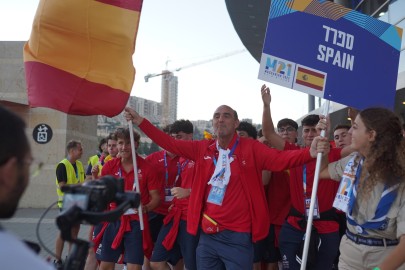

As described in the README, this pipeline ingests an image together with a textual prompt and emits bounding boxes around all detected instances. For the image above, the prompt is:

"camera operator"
[0,105,54,269]
[92,128,161,270]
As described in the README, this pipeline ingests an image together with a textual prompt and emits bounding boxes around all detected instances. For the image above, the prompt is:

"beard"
[0,170,27,218]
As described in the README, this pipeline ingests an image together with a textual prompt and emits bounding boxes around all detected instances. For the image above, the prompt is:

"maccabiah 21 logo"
[264,56,293,82]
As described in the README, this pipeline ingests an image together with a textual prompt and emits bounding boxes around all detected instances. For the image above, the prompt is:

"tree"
[137,142,149,156]
[148,142,160,155]
[193,127,203,140]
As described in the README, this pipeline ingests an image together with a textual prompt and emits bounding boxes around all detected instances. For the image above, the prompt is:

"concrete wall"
[0,41,98,208]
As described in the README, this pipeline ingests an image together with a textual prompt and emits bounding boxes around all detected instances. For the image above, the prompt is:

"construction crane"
[144,49,247,82]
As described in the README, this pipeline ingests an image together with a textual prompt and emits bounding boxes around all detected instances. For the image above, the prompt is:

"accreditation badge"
[165,187,174,202]
[332,174,354,213]
[304,197,320,219]
[207,185,227,206]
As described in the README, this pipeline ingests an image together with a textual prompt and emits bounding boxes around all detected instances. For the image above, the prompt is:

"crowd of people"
[1,83,405,270]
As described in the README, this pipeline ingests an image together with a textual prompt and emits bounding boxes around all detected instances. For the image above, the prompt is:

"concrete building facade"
[0,41,98,208]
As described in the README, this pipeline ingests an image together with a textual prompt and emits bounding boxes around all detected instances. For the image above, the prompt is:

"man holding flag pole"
[91,127,160,270]
[124,104,330,269]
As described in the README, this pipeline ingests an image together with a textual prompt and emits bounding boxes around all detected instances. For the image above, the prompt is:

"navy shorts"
[197,230,253,270]
[92,223,103,240]
[279,221,339,270]
[253,224,281,263]
[253,231,270,263]
[95,220,143,265]
[148,212,164,243]
[151,220,199,270]
[267,224,282,263]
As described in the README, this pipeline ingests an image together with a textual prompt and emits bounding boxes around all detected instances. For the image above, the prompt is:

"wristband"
[373,267,380,270]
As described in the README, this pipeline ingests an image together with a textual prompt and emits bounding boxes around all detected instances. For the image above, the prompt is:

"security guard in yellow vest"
[55,159,85,208]
[54,140,84,266]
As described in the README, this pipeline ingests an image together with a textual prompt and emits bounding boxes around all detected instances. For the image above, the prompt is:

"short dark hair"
[98,138,107,152]
[170,119,193,134]
[301,114,320,127]
[106,133,116,141]
[115,128,140,143]
[162,124,172,134]
[0,106,30,166]
[277,118,298,130]
[333,124,351,132]
[66,140,82,152]
[236,121,258,139]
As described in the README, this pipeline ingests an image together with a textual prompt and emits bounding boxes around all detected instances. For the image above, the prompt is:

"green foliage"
[193,127,203,140]
[149,142,160,154]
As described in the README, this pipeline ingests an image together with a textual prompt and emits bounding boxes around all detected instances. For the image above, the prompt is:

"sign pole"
[300,100,330,270]
[128,120,144,230]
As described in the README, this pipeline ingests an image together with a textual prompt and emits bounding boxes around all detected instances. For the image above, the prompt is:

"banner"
[24,0,143,117]
[258,0,402,110]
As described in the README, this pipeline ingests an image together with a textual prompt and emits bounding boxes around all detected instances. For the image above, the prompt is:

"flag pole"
[300,99,330,270]
[128,119,144,230]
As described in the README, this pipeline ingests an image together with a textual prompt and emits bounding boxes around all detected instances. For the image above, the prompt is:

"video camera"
[56,176,140,270]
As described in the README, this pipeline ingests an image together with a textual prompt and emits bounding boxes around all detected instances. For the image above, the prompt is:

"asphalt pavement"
[1,207,124,269]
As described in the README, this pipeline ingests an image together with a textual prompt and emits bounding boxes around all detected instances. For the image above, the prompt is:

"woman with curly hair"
[320,107,405,270]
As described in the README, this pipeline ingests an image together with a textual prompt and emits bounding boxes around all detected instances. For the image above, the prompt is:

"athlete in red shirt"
[94,128,161,270]
[261,84,353,270]
[150,120,198,270]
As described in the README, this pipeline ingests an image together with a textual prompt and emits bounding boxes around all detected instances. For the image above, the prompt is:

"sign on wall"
[32,123,53,144]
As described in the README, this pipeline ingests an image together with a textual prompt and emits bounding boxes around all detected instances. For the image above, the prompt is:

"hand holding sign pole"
[300,100,329,270]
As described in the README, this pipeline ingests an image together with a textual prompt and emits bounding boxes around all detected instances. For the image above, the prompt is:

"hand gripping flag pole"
[300,100,330,270]
[128,120,144,230]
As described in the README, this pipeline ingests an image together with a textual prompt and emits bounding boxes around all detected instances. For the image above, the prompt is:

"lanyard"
[213,137,239,166]
[164,151,169,186]
[179,159,190,172]
[164,151,184,188]
[172,159,190,187]
[347,159,363,213]
[303,165,307,198]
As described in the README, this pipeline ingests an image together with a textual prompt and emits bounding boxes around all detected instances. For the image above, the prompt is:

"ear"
[368,130,377,142]
[0,157,18,189]
[234,119,240,129]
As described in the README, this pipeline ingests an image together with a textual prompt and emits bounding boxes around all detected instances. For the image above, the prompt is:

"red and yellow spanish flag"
[295,66,325,91]
[23,0,143,117]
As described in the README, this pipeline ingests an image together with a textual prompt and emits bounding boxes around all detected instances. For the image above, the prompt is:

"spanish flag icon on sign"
[293,65,327,96]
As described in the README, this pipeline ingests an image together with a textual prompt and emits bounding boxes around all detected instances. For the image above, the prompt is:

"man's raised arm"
[261,84,286,150]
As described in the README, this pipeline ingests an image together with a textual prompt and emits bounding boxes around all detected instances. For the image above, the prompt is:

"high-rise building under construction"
[160,71,178,127]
